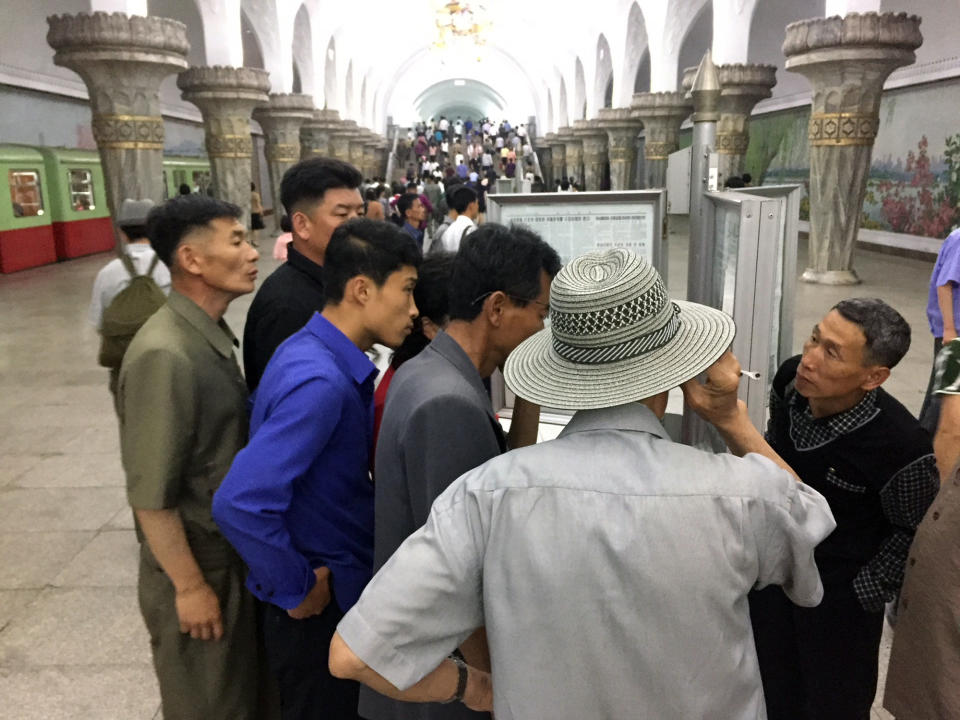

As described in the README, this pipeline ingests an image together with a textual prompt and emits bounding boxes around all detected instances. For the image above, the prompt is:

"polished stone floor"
[0,228,934,718]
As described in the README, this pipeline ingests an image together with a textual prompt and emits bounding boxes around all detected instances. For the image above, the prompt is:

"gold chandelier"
[433,1,491,58]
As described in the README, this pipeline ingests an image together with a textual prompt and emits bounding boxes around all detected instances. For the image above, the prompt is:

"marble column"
[348,133,368,176]
[545,133,566,185]
[715,64,777,181]
[785,12,922,285]
[630,92,693,188]
[328,123,354,165]
[374,139,389,179]
[300,108,342,159]
[558,128,583,187]
[535,139,553,188]
[596,107,644,190]
[253,93,313,230]
[574,119,609,191]
[362,136,381,180]
[178,66,270,227]
[47,12,189,228]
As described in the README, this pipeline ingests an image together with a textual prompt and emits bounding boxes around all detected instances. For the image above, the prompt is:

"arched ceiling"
[414,79,506,122]
[116,0,959,134]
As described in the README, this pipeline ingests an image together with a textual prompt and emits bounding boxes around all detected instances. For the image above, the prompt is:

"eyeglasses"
[471,291,550,315]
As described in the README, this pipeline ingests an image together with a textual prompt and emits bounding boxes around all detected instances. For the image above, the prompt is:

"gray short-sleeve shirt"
[339,403,835,719]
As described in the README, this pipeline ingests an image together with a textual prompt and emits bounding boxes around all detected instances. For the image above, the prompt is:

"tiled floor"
[0,228,932,718]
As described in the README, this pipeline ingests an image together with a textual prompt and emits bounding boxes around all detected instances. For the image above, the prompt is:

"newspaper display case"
[695,183,802,433]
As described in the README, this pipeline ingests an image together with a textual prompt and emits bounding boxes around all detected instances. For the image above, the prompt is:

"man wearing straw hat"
[326,248,835,718]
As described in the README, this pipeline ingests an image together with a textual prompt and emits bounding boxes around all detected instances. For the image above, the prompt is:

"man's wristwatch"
[442,653,468,704]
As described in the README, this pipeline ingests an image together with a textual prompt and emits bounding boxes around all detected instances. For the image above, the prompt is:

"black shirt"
[242,244,325,393]
[766,355,938,611]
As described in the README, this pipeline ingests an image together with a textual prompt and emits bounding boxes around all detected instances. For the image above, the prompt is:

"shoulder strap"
[118,251,137,278]
[146,254,160,275]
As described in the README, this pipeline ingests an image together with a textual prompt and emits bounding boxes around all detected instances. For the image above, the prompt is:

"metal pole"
[686,50,721,308]
[682,51,723,449]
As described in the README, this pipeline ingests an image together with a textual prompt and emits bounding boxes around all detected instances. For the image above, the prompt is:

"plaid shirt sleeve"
[765,386,783,442]
[853,454,939,611]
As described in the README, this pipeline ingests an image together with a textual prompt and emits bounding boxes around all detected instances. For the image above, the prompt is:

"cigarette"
[740,370,761,380]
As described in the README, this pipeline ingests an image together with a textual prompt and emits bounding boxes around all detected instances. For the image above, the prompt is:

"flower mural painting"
[872,135,960,238]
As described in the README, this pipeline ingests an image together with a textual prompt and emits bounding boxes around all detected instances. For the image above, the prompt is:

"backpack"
[97,252,167,369]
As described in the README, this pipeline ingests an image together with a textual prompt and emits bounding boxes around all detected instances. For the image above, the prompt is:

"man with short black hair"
[438,186,479,253]
[361,224,559,720]
[119,194,261,720]
[243,157,364,392]
[751,297,939,720]
[397,192,426,250]
[213,218,422,720]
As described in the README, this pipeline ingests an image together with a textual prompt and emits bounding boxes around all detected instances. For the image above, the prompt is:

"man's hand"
[462,666,493,712]
[175,582,223,641]
[680,351,744,430]
[288,567,331,620]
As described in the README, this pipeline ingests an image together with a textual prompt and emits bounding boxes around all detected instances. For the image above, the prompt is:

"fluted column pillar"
[47,12,189,231]
[574,119,609,191]
[328,122,354,164]
[362,135,381,180]
[253,93,313,229]
[558,128,583,186]
[715,65,777,181]
[374,139,389,179]
[596,108,644,190]
[299,108,340,159]
[535,139,553,188]
[784,12,922,285]
[630,92,693,189]
[546,133,566,185]
[178,66,270,227]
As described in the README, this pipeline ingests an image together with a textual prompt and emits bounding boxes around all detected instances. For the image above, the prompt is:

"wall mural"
[744,77,960,240]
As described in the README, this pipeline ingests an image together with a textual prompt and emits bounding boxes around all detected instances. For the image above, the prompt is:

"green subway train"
[0,144,211,274]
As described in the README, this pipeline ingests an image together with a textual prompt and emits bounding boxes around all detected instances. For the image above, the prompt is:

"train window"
[9,170,44,218]
[162,170,170,200]
[68,169,95,211]
[193,170,212,196]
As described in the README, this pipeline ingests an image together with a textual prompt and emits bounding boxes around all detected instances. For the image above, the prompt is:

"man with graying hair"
[118,195,262,719]
[326,248,836,718]
[751,297,939,720]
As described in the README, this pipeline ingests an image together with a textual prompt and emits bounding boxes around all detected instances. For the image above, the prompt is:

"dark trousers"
[749,581,884,720]
[262,599,361,720]
[919,337,944,435]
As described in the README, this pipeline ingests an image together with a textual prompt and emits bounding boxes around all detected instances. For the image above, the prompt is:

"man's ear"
[291,210,311,239]
[343,275,373,306]
[861,365,890,392]
[175,240,202,277]
[485,291,507,328]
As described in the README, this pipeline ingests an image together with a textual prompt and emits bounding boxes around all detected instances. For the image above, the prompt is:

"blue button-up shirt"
[400,222,424,250]
[213,313,378,611]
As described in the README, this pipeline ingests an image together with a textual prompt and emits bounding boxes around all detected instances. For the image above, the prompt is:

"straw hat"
[504,248,735,410]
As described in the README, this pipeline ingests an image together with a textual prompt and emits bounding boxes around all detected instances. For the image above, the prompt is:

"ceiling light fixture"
[432,1,491,63]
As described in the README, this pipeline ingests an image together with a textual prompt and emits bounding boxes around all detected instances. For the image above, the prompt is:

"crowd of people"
[84,151,960,720]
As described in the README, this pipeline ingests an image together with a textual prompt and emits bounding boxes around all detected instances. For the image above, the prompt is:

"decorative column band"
[808,112,879,147]
[265,144,299,162]
[716,131,750,155]
[206,134,253,158]
[644,142,676,160]
[92,114,165,150]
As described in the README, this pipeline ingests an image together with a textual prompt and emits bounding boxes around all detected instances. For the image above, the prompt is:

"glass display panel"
[9,170,44,217]
[713,203,741,316]
[68,169,95,211]
[497,201,656,265]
